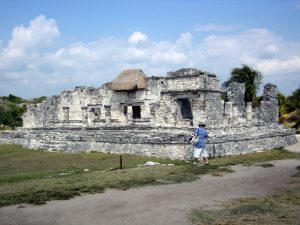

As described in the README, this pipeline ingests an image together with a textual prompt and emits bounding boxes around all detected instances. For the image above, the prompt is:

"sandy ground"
[0,158,299,225]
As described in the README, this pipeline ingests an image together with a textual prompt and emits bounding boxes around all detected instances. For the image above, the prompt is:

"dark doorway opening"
[178,98,193,119]
[132,105,141,118]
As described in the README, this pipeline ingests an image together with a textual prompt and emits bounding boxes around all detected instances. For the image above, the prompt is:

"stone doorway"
[132,105,141,119]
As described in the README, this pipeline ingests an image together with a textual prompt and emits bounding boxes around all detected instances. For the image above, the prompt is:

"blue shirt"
[195,127,208,148]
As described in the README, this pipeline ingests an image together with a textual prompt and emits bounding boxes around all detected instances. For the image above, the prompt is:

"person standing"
[192,123,209,165]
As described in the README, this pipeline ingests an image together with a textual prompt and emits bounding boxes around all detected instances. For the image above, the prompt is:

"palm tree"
[223,64,263,103]
[277,92,287,117]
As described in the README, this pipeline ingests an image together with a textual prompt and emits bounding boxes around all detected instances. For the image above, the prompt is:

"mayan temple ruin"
[0,68,297,159]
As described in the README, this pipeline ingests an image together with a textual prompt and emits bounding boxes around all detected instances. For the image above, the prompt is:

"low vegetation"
[278,88,300,133]
[0,144,299,207]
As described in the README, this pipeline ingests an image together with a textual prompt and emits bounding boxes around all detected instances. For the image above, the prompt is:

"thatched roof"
[110,69,147,91]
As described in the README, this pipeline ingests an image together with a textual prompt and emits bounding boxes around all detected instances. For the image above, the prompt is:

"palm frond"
[225,64,263,102]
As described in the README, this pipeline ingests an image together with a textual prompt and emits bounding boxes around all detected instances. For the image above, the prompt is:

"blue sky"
[0,0,300,98]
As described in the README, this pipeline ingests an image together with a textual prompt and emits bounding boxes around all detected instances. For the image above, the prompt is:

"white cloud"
[0,15,60,69]
[265,44,279,54]
[256,56,300,74]
[128,31,148,44]
[8,15,60,50]
[0,17,299,98]
[176,32,193,47]
[185,28,300,94]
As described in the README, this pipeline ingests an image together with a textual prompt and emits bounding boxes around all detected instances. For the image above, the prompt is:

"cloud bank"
[0,16,299,98]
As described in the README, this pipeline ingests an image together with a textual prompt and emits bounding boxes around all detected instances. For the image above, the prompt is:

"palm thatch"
[110,69,147,91]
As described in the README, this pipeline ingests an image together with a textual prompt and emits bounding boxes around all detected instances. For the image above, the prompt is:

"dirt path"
[0,159,299,225]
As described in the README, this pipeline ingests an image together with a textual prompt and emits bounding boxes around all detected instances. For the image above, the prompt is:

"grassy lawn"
[0,144,299,207]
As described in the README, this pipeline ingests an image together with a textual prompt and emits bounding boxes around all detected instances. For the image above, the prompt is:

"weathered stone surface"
[226,82,245,116]
[0,68,296,159]
[261,83,279,123]
[0,124,296,160]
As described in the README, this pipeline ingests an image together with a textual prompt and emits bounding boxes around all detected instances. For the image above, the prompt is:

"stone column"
[81,106,88,125]
[143,102,150,118]
[127,105,133,125]
[63,107,69,122]
[232,105,238,125]
[246,102,252,125]
[140,104,146,118]
[260,83,278,123]
[101,105,105,119]
[226,82,245,116]
[224,102,233,125]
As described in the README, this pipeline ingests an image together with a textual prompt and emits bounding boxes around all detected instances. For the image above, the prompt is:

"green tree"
[0,94,26,104]
[3,103,25,129]
[0,94,47,130]
[223,64,263,102]
[0,101,26,129]
[0,100,8,125]
[286,87,300,112]
[277,92,288,117]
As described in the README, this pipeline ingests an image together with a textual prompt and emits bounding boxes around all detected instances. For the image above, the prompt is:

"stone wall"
[23,86,104,128]
[0,125,296,160]
[22,68,223,129]
[203,92,224,126]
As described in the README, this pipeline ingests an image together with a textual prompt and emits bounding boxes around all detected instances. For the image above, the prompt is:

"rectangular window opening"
[178,98,193,119]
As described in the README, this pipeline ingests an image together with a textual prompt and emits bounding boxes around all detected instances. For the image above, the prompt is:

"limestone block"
[226,82,245,116]
[246,102,252,125]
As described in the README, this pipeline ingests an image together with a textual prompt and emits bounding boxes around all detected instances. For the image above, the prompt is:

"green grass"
[0,144,299,207]
[190,169,300,225]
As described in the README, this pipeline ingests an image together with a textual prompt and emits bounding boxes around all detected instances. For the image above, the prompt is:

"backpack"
[189,128,200,146]
[190,135,199,146]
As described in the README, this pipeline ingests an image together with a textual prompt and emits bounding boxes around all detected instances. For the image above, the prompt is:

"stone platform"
[0,124,296,160]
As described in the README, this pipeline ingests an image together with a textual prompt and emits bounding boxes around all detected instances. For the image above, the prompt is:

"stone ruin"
[0,68,296,159]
